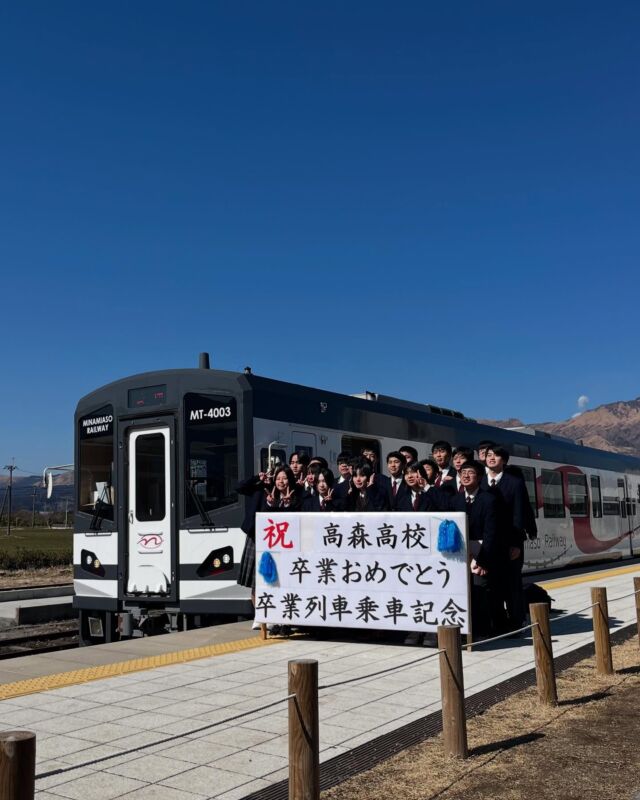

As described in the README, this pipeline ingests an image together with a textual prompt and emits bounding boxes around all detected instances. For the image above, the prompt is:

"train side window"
[602,495,620,516]
[617,478,627,518]
[341,436,381,467]
[519,466,538,518]
[260,448,286,471]
[567,473,588,517]
[541,469,565,518]
[512,443,530,458]
[293,445,313,459]
[590,475,602,518]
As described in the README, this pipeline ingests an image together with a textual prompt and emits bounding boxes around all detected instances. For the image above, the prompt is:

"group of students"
[237,438,537,641]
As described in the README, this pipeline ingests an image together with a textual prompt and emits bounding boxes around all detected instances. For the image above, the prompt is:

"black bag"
[523,582,553,609]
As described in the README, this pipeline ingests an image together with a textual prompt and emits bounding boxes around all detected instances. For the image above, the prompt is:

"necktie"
[435,475,442,487]
[458,483,465,494]
[466,496,473,507]
[392,480,398,498]
[490,478,496,487]
[320,499,325,510]
[413,494,420,511]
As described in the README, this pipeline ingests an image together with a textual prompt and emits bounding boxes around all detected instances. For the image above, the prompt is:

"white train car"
[73,355,640,644]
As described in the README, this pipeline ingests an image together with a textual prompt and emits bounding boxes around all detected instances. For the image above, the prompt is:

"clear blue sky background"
[1,1,639,473]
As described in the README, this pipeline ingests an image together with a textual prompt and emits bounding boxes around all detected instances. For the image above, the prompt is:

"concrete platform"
[0,596,75,626]
[0,563,637,800]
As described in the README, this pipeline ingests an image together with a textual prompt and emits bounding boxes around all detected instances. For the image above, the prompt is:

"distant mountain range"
[0,472,73,512]
[479,396,640,457]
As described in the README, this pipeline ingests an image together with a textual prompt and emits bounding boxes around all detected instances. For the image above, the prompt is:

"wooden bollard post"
[530,602,557,705]
[437,625,468,759]
[634,577,640,648]
[0,731,36,800]
[591,586,613,675]
[288,659,319,800]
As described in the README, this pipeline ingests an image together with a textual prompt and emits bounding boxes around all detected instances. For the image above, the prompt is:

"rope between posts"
[465,622,537,649]
[319,649,445,690]
[35,692,296,781]
[605,587,640,603]
[551,601,597,622]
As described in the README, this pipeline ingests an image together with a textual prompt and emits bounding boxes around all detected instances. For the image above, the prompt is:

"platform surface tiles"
[1,563,638,800]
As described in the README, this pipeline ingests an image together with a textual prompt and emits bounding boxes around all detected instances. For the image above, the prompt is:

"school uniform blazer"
[435,466,457,489]
[504,465,538,538]
[394,488,445,513]
[379,476,409,509]
[481,472,529,546]
[331,479,351,511]
[448,490,508,571]
[343,484,390,512]
[259,487,303,513]
[301,493,336,512]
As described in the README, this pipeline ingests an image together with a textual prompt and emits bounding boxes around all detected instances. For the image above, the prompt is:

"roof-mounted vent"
[199,352,210,370]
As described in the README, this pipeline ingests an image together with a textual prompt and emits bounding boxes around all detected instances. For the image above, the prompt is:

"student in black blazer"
[395,462,449,512]
[447,460,509,636]
[343,462,389,512]
[261,466,302,512]
[432,441,457,488]
[302,468,338,511]
[483,446,532,628]
[380,451,409,509]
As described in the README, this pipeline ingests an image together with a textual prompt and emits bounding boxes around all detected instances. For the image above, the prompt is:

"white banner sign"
[255,511,470,634]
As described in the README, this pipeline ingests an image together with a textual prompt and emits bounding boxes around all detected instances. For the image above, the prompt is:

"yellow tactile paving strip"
[539,563,640,591]
[0,635,281,700]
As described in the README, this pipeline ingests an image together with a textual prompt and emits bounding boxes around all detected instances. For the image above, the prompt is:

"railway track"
[0,622,79,660]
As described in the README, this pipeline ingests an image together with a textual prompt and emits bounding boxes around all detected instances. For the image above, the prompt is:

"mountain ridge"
[479,396,640,457]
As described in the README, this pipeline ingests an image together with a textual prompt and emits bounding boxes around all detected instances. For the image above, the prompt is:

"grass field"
[0,528,72,555]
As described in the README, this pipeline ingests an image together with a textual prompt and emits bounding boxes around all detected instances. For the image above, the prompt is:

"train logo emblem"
[138,534,164,552]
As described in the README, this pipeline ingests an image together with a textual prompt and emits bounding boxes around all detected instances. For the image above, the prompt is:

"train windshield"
[184,393,238,520]
[77,405,115,521]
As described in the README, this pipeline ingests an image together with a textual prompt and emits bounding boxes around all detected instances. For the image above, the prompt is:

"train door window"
[135,433,166,522]
[541,469,565,518]
[567,473,588,517]
[341,436,381,469]
[617,478,627,518]
[590,476,602,518]
[519,466,538,517]
[260,448,287,471]
[184,394,238,519]
[77,405,115,520]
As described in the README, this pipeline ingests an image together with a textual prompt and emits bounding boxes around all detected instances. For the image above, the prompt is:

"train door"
[617,478,633,555]
[623,477,640,555]
[126,425,175,596]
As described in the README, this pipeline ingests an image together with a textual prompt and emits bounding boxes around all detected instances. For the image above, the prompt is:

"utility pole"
[64,497,69,529]
[3,461,16,537]
[31,485,38,529]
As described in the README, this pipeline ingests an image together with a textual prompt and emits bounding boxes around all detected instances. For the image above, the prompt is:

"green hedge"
[0,549,73,570]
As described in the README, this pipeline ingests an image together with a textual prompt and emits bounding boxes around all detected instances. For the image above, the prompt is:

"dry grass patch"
[323,635,640,800]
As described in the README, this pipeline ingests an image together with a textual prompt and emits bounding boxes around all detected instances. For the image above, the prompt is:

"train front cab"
[74,370,253,646]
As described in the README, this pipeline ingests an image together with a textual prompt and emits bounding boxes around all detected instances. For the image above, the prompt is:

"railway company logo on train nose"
[138,534,164,552]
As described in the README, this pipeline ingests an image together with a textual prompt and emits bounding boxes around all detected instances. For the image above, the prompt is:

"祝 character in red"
[263,518,294,549]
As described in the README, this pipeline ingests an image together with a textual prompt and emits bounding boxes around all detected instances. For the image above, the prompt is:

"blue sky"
[1,1,639,472]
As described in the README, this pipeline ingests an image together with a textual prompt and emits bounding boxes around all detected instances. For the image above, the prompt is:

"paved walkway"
[0,564,637,800]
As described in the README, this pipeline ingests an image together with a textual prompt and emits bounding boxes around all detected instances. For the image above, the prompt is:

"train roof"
[76,366,640,474]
